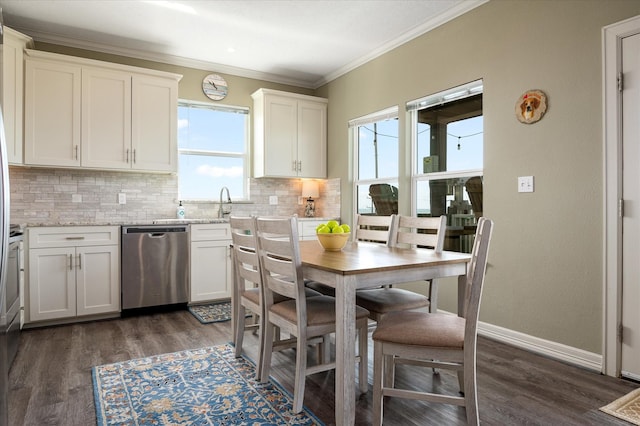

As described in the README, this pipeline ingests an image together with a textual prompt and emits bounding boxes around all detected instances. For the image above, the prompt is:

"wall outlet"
[269,195,278,205]
[518,176,534,193]
[118,193,127,204]
[72,194,82,203]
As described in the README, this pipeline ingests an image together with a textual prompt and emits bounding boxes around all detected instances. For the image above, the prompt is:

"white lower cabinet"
[298,219,332,240]
[190,224,232,303]
[27,226,119,323]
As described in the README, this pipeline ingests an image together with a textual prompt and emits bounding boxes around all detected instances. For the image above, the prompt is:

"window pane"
[358,119,398,180]
[178,154,244,200]
[357,182,398,215]
[416,176,482,253]
[178,107,246,152]
[415,94,482,174]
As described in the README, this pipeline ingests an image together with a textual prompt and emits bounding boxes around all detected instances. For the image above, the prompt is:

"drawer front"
[28,226,119,248]
[190,224,231,242]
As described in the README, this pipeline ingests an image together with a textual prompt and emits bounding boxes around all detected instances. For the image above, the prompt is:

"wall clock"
[202,73,228,101]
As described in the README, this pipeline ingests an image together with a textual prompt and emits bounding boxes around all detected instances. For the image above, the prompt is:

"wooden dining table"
[298,239,472,426]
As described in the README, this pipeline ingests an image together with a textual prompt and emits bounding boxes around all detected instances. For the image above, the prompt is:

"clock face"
[202,73,228,101]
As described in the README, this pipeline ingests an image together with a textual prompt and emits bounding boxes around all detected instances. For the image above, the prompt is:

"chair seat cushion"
[242,287,261,305]
[305,281,335,297]
[372,311,465,348]
[270,295,370,326]
[355,288,429,314]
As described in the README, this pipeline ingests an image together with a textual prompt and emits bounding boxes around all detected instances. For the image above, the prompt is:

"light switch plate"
[518,176,534,193]
[269,195,278,205]
[118,193,127,204]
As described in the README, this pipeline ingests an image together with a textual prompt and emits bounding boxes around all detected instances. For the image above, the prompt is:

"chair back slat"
[256,216,307,312]
[389,215,446,253]
[354,214,394,244]
[230,216,261,298]
[462,217,493,325]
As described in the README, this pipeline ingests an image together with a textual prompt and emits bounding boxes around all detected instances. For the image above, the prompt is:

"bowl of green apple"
[316,220,351,251]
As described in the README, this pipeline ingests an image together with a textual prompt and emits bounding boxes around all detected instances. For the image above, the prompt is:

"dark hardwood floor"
[8,309,638,425]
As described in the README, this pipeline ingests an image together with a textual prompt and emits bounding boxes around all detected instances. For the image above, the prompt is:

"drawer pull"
[65,236,85,240]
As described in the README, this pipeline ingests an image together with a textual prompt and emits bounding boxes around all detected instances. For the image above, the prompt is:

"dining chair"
[371,217,493,426]
[355,215,447,321]
[230,216,323,380]
[305,214,395,297]
[229,216,267,379]
[255,215,371,414]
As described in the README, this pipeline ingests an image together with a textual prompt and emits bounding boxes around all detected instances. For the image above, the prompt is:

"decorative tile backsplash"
[8,166,340,225]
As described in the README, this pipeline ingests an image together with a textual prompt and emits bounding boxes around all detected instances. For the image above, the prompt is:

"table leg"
[335,275,356,426]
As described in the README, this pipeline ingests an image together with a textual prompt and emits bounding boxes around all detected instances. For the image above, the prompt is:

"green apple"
[326,220,339,230]
[316,223,326,232]
[317,225,331,234]
[331,225,344,234]
[340,224,350,233]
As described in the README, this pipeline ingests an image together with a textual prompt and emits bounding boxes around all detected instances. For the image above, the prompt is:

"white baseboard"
[477,321,603,373]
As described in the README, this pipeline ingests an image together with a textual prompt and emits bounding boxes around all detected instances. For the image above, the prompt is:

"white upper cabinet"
[24,50,181,173]
[82,67,132,169]
[3,27,33,164]
[24,57,82,167]
[131,74,178,172]
[252,88,327,178]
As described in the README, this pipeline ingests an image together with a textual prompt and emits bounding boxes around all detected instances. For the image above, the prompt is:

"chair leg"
[384,354,395,387]
[463,362,479,426]
[259,321,275,383]
[428,279,438,313]
[234,305,246,358]
[358,322,368,393]
[292,333,308,414]
[372,341,384,426]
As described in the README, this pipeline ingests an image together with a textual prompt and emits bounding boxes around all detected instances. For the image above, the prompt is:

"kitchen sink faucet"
[218,186,232,218]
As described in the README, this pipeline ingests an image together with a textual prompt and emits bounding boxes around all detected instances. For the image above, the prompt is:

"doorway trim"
[603,15,640,377]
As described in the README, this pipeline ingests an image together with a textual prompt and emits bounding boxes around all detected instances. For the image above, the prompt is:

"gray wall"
[317,0,640,353]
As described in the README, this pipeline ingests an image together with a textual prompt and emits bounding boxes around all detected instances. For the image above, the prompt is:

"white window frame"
[408,80,484,216]
[350,106,399,219]
[177,100,250,201]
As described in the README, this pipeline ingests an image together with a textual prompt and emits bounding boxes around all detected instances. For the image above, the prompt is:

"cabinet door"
[190,240,232,302]
[82,68,131,169]
[24,59,81,167]
[298,100,327,178]
[264,95,298,177]
[131,74,178,172]
[3,31,27,164]
[28,247,76,321]
[76,245,120,316]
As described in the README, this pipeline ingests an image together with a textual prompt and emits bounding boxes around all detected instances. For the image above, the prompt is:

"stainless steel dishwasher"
[121,225,189,310]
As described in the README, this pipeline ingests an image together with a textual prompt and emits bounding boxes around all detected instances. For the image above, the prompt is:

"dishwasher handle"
[122,225,189,234]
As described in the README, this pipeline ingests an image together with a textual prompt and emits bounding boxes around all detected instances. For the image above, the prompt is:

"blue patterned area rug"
[92,344,324,425]
[188,301,236,324]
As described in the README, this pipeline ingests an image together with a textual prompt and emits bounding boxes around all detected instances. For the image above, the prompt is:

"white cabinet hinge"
[619,199,625,218]
[618,72,624,92]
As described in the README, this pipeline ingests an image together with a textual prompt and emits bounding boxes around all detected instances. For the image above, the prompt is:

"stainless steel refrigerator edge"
[0,8,11,426]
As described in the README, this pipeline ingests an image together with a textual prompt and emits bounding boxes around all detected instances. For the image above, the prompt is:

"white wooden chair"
[372,217,493,426]
[355,215,447,321]
[306,214,395,297]
[256,215,370,414]
[229,216,267,379]
[230,216,323,380]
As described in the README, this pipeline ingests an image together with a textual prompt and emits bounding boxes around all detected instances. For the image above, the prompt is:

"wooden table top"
[298,240,471,275]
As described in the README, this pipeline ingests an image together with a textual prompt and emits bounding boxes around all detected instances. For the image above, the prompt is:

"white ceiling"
[1,0,486,88]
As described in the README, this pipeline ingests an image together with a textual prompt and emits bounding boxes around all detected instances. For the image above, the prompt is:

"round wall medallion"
[515,90,547,124]
[202,73,228,101]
